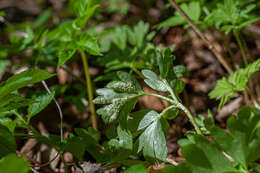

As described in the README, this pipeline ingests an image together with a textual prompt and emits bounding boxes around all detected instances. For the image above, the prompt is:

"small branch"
[166,158,178,166]
[168,0,233,74]
[80,50,98,131]
[42,80,64,142]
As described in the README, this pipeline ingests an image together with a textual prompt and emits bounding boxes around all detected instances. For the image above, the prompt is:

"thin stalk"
[132,68,145,79]
[80,50,98,131]
[60,153,69,173]
[168,0,233,74]
[234,30,257,104]
[234,29,248,66]
[159,105,177,118]
[143,91,203,135]
[42,80,64,142]
[220,31,238,69]
[167,85,203,135]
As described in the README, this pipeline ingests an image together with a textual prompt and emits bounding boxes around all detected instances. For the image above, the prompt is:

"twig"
[41,80,64,142]
[80,50,98,131]
[168,0,233,74]
[166,158,178,166]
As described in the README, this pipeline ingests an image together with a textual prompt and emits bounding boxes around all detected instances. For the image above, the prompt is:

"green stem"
[60,153,69,173]
[166,84,203,135]
[80,50,98,131]
[143,91,203,135]
[234,30,258,104]
[132,68,145,79]
[159,105,177,118]
[234,29,248,66]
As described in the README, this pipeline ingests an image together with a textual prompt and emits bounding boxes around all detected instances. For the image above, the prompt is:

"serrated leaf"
[117,125,133,150]
[0,124,16,158]
[117,71,142,92]
[127,21,149,48]
[0,94,35,113]
[111,26,127,50]
[156,48,175,79]
[96,95,138,123]
[0,154,30,173]
[0,69,55,100]
[58,47,76,66]
[137,110,158,130]
[211,106,260,167]
[138,115,167,162]
[142,70,168,92]
[63,135,86,161]
[76,32,101,56]
[107,81,137,93]
[27,91,55,122]
[209,58,260,109]
[0,118,16,133]
[178,135,236,173]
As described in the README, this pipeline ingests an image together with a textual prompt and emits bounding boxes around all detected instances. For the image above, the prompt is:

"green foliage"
[164,106,260,173]
[205,0,259,34]
[125,164,147,173]
[0,124,16,158]
[209,58,260,109]
[0,69,54,100]
[27,90,55,122]
[1,0,260,171]
[158,0,259,34]
[94,52,191,163]
[156,1,201,29]
[0,154,30,173]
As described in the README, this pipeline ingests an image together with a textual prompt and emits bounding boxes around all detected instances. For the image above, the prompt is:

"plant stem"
[233,30,258,104]
[166,84,203,135]
[168,0,233,74]
[60,153,69,173]
[80,50,98,131]
[220,31,238,69]
[143,91,203,135]
[234,29,248,66]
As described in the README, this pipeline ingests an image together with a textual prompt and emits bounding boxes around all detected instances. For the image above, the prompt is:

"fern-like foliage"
[209,58,260,109]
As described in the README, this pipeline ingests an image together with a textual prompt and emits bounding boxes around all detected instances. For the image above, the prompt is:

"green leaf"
[156,1,200,29]
[63,135,86,161]
[0,154,30,173]
[76,32,101,56]
[0,69,55,100]
[137,110,158,130]
[96,95,138,123]
[27,90,55,122]
[209,58,260,109]
[117,71,142,92]
[142,70,168,92]
[156,48,175,79]
[111,26,127,50]
[58,46,76,66]
[107,81,138,93]
[211,106,260,167]
[127,21,149,48]
[33,8,52,28]
[173,65,188,78]
[178,135,236,173]
[117,125,133,150]
[125,164,147,173]
[0,117,16,133]
[138,112,167,162]
[0,94,35,113]
[0,124,16,158]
